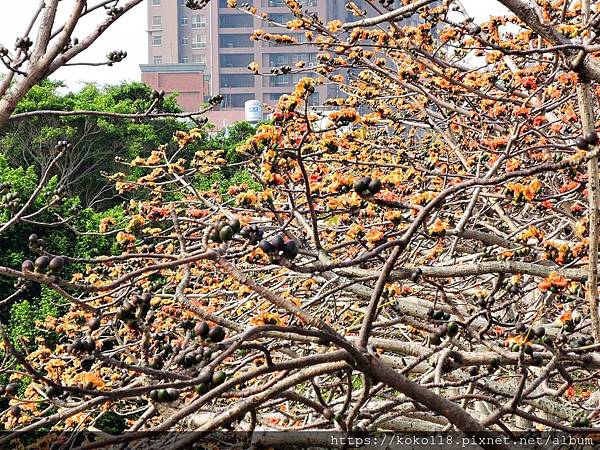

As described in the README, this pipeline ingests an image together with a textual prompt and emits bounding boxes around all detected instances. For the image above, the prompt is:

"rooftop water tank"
[245,100,262,123]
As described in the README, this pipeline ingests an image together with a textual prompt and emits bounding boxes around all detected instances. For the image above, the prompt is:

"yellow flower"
[428,218,449,236]
[74,372,105,389]
[558,24,579,38]
[366,228,384,244]
[143,227,162,236]
[574,218,588,237]
[130,156,147,167]
[327,20,343,32]
[126,214,145,233]
[287,18,303,29]
[250,311,285,326]
[99,217,116,233]
[347,224,364,239]
[248,61,259,74]
[116,232,135,245]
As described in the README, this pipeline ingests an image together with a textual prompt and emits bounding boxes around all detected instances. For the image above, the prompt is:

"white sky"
[0,0,507,90]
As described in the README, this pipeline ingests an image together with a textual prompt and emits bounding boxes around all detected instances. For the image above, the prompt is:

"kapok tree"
[3,0,600,449]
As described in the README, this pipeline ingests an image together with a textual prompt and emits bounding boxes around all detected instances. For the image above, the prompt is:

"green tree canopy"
[1,81,183,208]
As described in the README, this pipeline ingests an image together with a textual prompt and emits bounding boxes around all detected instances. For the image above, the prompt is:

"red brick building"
[141,63,209,112]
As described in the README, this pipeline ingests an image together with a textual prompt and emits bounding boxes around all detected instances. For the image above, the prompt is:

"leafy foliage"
[1,81,182,208]
[9,287,65,350]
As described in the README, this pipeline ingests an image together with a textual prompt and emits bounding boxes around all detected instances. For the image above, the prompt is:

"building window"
[219,34,253,48]
[181,36,189,45]
[269,74,307,87]
[268,0,314,5]
[152,16,161,27]
[192,33,207,49]
[268,13,294,24]
[219,14,253,28]
[181,56,189,63]
[307,91,320,106]
[220,74,255,88]
[180,16,188,26]
[223,93,255,108]
[191,15,206,29]
[220,53,253,68]
[153,56,162,64]
[267,52,317,67]
[219,0,253,5]
[265,93,282,102]
[193,54,207,65]
[152,0,161,5]
[152,34,162,46]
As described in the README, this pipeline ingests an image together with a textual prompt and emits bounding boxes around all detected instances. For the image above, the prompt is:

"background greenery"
[0,81,257,353]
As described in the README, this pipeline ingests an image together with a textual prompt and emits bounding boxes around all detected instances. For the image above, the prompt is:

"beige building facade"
[140,0,420,125]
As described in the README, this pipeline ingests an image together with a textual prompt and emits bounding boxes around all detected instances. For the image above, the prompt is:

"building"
[141,64,209,112]
[140,0,431,126]
[141,0,347,126]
